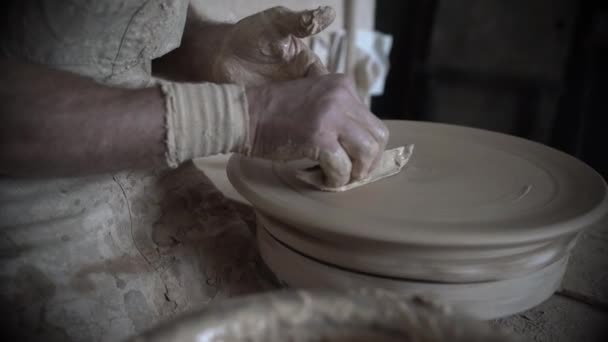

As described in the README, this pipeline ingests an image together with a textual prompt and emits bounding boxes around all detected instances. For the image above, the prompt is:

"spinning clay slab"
[228,120,608,247]
[256,212,576,282]
[257,226,567,320]
[229,120,608,315]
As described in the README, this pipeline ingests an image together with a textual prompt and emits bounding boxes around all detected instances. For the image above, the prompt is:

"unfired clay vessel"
[227,120,608,319]
[257,226,566,320]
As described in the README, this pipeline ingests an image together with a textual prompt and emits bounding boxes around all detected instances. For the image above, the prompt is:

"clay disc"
[257,226,566,320]
[228,120,608,246]
[256,212,575,282]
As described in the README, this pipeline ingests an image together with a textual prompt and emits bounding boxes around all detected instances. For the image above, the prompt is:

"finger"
[362,118,389,175]
[338,75,389,144]
[370,117,390,150]
[361,119,389,175]
[318,146,352,188]
[369,132,387,173]
[339,123,381,181]
[338,92,389,176]
[327,75,390,150]
[265,6,336,38]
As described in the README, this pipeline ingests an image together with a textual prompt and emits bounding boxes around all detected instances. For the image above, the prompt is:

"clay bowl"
[131,289,513,342]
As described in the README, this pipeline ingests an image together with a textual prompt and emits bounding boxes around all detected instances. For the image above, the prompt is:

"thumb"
[262,6,336,38]
[318,147,352,188]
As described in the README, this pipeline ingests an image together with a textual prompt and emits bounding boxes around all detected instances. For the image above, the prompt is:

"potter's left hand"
[211,6,335,84]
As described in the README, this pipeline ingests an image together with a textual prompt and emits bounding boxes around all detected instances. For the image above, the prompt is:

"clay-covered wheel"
[131,289,513,341]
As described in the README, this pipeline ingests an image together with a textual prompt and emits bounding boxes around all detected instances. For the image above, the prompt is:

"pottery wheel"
[227,120,608,310]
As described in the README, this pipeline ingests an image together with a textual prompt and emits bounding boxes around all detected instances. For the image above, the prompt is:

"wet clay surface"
[229,120,608,246]
[132,289,514,342]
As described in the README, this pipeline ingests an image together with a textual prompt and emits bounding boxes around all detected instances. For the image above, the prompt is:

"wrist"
[159,81,250,167]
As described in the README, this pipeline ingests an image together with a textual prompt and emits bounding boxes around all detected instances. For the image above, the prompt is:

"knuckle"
[364,140,380,161]
[353,135,378,160]
[321,151,350,184]
[377,123,390,143]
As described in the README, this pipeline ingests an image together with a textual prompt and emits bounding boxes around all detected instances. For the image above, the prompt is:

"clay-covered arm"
[0,59,167,176]
[1,60,387,187]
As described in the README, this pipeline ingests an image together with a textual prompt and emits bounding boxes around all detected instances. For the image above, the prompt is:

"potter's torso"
[0,1,264,341]
[0,0,187,87]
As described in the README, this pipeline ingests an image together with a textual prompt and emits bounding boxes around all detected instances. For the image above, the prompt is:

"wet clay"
[296,145,414,192]
[132,289,514,341]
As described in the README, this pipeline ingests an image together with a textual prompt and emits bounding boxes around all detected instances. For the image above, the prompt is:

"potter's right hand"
[244,74,389,188]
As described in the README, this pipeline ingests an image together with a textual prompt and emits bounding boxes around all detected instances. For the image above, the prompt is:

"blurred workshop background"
[197,0,608,179]
[373,0,608,182]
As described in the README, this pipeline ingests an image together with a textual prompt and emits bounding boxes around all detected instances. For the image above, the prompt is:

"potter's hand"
[212,6,335,85]
[245,74,389,188]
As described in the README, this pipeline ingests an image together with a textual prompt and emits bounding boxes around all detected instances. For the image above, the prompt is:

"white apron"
[0,1,267,341]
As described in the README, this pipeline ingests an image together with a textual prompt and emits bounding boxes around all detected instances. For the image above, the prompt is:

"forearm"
[152,7,233,82]
[0,59,166,177]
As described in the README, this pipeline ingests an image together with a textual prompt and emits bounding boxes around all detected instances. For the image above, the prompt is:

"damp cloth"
[296,145,414,192]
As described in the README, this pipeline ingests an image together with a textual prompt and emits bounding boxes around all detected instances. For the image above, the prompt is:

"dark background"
[372,0,608,179]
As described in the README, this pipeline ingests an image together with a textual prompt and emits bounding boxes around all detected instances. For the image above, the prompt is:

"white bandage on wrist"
[159,82,250,168]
